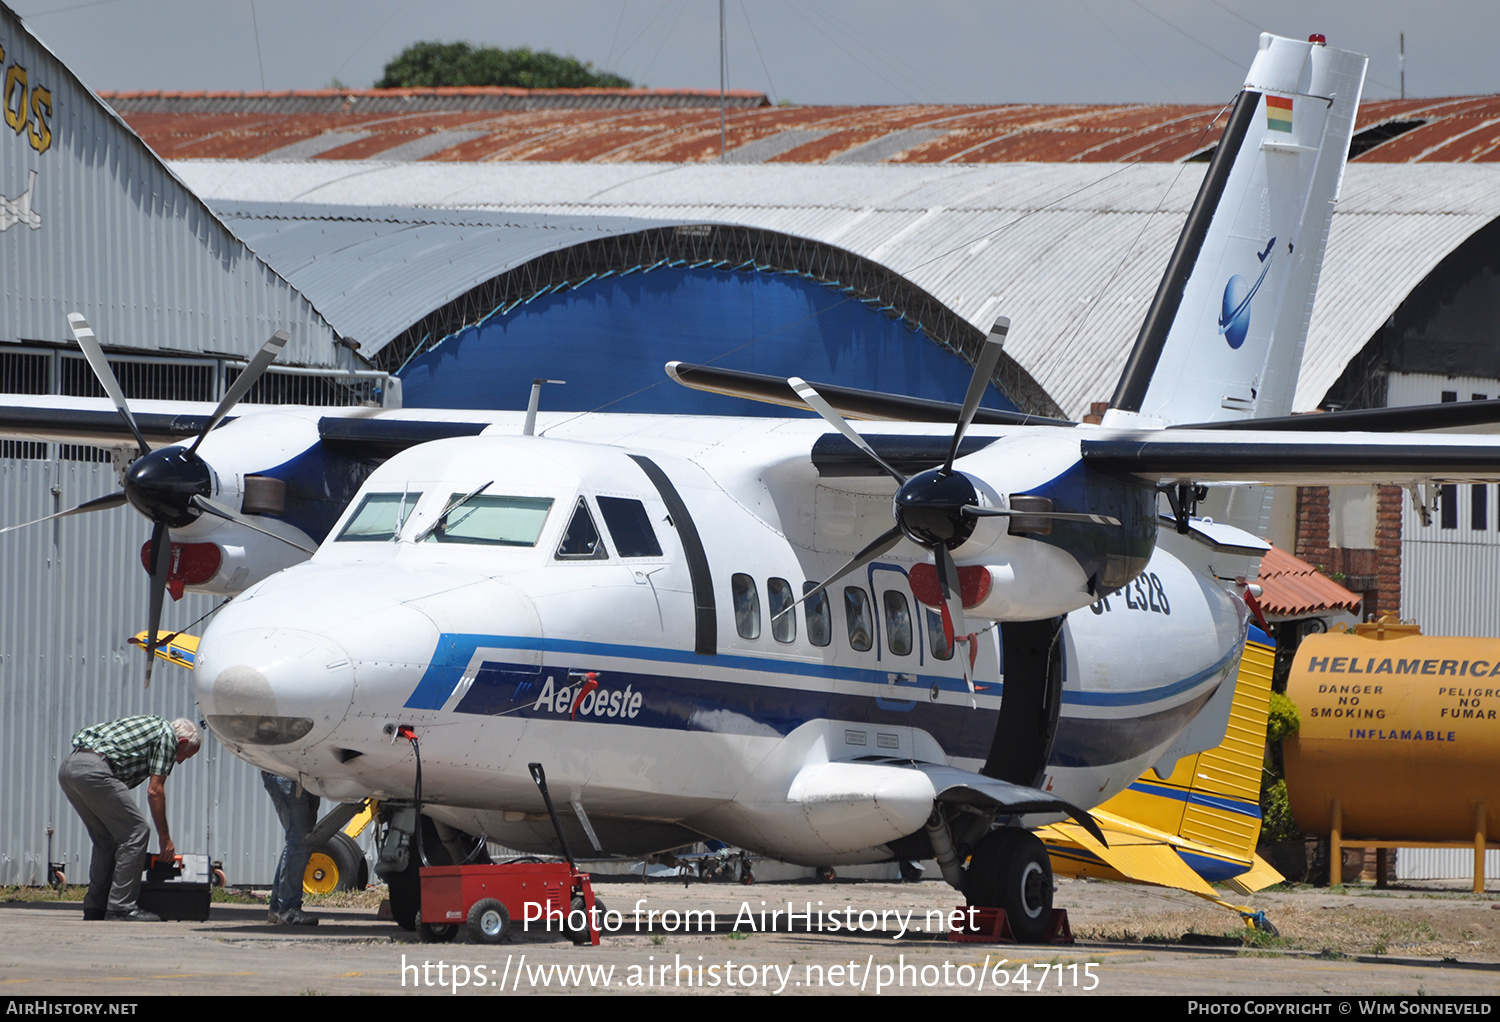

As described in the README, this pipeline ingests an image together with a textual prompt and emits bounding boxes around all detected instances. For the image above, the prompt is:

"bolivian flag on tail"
[1266,94,1293,132]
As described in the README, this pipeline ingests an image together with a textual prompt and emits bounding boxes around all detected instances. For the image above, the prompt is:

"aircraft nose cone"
[195,628,355,749]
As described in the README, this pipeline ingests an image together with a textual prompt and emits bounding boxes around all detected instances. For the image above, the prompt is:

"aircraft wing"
[910,763,1107,845]
[1081,430,1500,486]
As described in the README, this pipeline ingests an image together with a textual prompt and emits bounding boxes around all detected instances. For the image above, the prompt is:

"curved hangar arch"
[379,224,1054,418]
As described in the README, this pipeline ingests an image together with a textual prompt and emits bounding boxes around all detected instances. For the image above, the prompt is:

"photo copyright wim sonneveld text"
[400,953,1100,994]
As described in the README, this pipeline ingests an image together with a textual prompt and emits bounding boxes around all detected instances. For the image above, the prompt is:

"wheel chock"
[948,907,1073,945]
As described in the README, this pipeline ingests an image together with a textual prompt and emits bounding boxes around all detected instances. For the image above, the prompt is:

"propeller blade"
[962,505,1121,526]
[933,545,968,651]
[143,521,172,689]
[190,495,318,554]
[945,317,1008,474]
[788,377,907,485]
[67,313,151,458]
[771,526,904,624]
[0,491,127,536]
[189,329,290,454]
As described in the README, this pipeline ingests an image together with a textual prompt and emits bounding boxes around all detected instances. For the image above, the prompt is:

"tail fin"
[1105,34,1367,428]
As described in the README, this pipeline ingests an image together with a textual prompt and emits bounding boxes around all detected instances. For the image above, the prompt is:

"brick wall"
[1294,485,1403,619]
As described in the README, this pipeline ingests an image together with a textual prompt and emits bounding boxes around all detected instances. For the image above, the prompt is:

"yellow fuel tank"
[1283,625,1499,842]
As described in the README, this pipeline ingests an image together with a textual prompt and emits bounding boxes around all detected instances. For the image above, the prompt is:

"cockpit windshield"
[422,495,554,546]
[335,492,422,542]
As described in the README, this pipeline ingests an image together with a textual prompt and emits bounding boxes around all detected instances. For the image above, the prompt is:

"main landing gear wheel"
[816,866,836,883]
[966,829,1053,943]
[304,831,367,895]
[466,899,510,945]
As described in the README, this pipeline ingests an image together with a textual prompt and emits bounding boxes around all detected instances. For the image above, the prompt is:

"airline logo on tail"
[1218,237,1276,350]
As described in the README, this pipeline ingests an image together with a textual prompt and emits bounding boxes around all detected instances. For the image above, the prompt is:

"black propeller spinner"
[0,314,295,687]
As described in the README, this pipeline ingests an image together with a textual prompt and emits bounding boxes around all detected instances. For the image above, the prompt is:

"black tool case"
[139,853,212,921]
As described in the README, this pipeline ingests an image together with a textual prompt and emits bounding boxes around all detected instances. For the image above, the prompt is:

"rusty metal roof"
[104,91,1500,165]
[1256,546,1363,618]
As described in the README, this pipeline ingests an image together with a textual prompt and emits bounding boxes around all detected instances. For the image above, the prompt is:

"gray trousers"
[57,750,149,915]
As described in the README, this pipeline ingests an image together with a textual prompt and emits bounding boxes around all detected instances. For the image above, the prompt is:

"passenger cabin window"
[926,608,954,660]
[884,590,913,656]
[556,498,608,559]
[425,495,553,546]
[597,496,663,557]
[803,582,831,647]
[732,573,761,639]
[767,578,795,643]
[844,587,873,652]
[336,492,422,542]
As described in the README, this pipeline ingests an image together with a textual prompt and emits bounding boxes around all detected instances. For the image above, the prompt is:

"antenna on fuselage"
[523,379,567,436]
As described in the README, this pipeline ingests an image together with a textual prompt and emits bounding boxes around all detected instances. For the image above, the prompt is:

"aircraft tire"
[382,817,451,931]
[304,831,366,895]
[466,899,510,945]
[966,828,1053,943]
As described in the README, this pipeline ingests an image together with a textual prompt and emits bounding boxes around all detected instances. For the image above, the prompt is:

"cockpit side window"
[555,498,608,559]
[597,496,663,557]
[336,492,422,542]
[425,494,553,546]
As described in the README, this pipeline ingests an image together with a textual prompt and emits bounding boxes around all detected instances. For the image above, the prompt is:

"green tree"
[376,42,633,89]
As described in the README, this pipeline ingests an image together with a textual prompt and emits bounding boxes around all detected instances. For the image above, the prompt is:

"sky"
[9,0,1500,107]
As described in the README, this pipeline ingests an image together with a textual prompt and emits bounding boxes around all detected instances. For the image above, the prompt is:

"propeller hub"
[894,468,979,550]
[124,447,212,528]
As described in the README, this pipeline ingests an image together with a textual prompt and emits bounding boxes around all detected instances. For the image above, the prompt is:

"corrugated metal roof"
[211,202,675,357]
[113,93,1500,166]
[1256,545,1362,617]
[101,87,772,114]
[174,160,1500,417]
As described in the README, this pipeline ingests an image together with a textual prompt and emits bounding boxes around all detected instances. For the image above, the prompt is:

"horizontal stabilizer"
[1222,854,1285,895]
[1041,820,1218,897]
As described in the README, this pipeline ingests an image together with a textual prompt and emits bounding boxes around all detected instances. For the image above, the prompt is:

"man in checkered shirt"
[58,715,202,921]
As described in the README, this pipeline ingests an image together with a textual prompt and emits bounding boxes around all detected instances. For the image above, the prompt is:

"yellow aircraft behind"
[1036,633,1282,931]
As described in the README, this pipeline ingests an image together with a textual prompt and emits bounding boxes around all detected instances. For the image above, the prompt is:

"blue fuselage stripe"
[401,633,1239,769]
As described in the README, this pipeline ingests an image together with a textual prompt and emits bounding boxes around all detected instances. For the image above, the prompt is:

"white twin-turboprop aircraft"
[8,34,1500,939]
